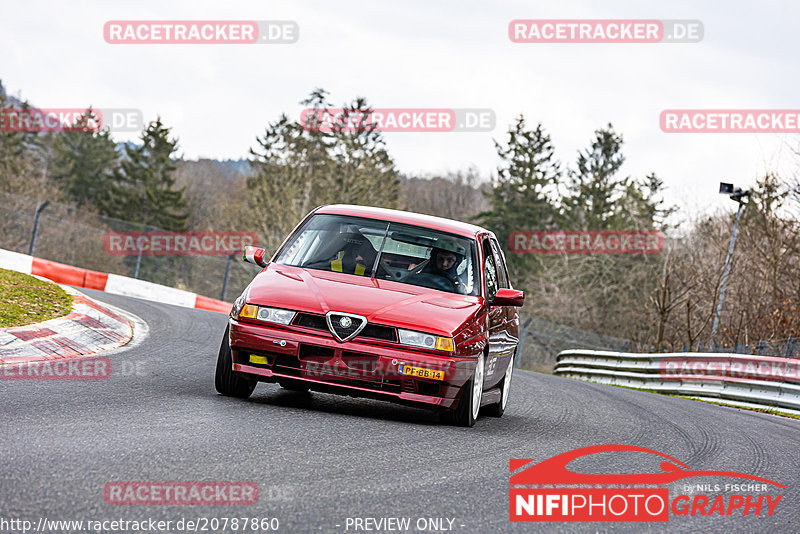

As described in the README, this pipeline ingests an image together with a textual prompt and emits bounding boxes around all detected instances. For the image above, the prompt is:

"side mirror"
[243,246,268,268]
[491,288,524,307]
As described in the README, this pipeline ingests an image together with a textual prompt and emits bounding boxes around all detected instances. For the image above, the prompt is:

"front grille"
[341,350,380,372]
[273,353,301,376]
[293,312,397,342]
[294,313,328,330]
[298,344,335,362]
[324,377,402,393]
[359,324,397,342]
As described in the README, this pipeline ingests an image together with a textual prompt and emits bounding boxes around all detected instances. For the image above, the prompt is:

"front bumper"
[228,318,476,410]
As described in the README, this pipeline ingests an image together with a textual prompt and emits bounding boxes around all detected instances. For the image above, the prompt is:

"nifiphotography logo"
[509,445,784,522]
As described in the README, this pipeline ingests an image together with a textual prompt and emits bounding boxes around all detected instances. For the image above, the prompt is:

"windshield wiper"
[369,222,391,278]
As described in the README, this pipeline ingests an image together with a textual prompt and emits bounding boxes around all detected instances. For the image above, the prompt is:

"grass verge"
[0,268,72,328]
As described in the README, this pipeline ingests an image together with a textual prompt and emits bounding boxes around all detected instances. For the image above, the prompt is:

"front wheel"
[485,354,514,417]
[446,355,485,427]
[215,326,256,398]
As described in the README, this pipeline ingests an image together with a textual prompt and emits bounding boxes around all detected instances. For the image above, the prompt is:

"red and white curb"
[0,284,136,364]
[0,248,232,313]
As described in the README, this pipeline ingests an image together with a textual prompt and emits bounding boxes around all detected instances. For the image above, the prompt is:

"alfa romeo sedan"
[215,205,524,426]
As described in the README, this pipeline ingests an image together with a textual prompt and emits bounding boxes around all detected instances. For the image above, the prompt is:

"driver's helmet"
[428,238,466,276]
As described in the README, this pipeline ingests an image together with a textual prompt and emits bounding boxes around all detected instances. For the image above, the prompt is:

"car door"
[487,236,518,386]
[481,236,505,390]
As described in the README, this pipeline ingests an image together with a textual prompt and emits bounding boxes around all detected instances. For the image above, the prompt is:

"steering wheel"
[398,260,429,281]
[377,258,398,280]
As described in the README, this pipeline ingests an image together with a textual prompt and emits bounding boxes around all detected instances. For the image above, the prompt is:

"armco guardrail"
[554,349,800,415]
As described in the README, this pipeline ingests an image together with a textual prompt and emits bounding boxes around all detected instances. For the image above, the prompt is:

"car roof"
[314,204,490,239]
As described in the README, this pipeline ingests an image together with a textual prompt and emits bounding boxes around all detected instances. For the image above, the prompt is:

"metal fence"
[0,191,261,301]
[516,315,800,373]
[516,316,632,373]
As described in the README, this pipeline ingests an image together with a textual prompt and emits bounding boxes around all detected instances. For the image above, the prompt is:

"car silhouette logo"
[510,444,785,487]
[339,316,352,329]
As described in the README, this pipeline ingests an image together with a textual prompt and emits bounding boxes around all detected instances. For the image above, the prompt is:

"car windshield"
[274,214,479,296]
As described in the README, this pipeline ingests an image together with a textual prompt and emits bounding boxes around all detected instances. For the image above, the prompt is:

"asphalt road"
[1,289,798,534]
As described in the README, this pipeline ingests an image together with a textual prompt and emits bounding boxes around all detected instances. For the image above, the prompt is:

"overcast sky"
[3,0,799,219]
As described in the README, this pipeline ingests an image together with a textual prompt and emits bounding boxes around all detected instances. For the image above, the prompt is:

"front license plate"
[399,364,444,381]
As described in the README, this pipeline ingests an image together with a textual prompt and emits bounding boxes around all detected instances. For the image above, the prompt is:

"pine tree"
[0,81,39,193]
[102,117,189,231]
[321,94,401,208]
[478,115,561,271]
[247,89,402,251]
[563,124,626,230]
[563,124,671,230]
[49,108,119,209]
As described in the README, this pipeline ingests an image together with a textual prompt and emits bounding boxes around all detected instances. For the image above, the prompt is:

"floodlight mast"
[709,182,751,349]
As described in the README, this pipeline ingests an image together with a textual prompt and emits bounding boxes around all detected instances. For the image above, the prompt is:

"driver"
[422,244,466,292]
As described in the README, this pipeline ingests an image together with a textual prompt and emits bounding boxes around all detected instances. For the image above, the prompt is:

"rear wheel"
[446,355,484,427]
[215,326,256,398]
[485,355,514,417]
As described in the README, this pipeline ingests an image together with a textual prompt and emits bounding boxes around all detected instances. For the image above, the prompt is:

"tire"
[279,379,310,393]
[215,326,256,399]
[485,354,514,417]
[447,354,485,427]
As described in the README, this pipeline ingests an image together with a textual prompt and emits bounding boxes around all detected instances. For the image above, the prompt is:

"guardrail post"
[220,254,234,301]
[28,200,50,256]
[133,250,142,279]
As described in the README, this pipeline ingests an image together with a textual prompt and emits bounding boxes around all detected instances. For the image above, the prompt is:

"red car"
[215,205,524,426]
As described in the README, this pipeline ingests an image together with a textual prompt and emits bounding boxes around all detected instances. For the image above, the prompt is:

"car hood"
[244,263,484,336]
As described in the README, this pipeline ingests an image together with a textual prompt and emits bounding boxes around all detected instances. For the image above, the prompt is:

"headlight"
[237,304,296,325]
[256,307,296,325]
[397,329,454,352]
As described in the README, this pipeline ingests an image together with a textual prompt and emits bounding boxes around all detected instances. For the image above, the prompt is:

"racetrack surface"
[2,290,798,533]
